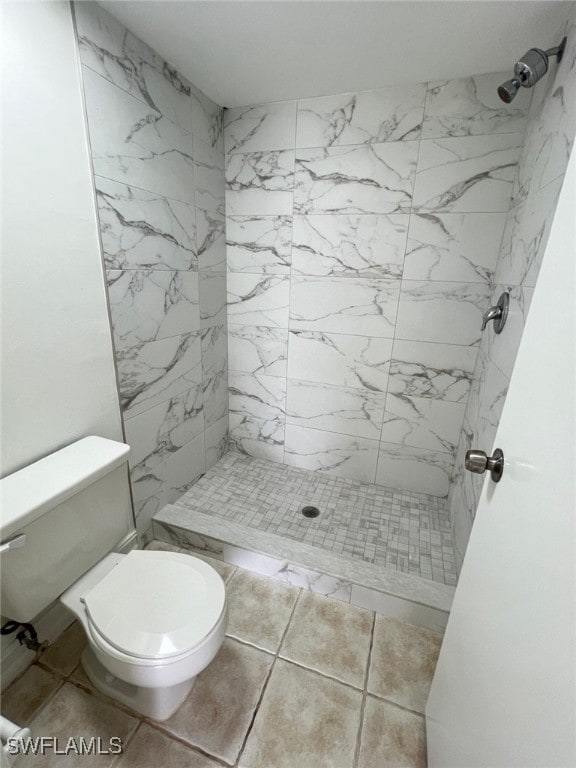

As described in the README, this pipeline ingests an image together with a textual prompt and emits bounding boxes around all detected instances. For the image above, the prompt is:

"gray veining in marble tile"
[199,272,227,328]
[389,340,477,403]
[381,393,465,455]
[205,415,229,470]
[287,380,385,440]
[95,177,197,271]
[284,425,379,484]
[289,276,401,338]
[229,371,286,423]
[413,133,522,212]
[423,71,531,139]
[197,209,226,272]
[376,442,453,497]
[296,84,426,147]
[404,212,506,283]
[229,412,285,463]
[226,150,295,215]
[227,273,290,328]
[125,385,204,475]
[82,67,195,204]
[76,1,193,134]
[195,139,225,215]
[292,214,408,277]
[107,269,199,348]
[226,215,292,274]
[117,331,202,418]
[287,331,393,392]
[395,280,491,346]
[225,101,297,154]
[294,141,418,214]
[228,325,288,376]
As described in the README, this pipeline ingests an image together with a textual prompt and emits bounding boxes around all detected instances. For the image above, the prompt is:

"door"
[426,147,575,767]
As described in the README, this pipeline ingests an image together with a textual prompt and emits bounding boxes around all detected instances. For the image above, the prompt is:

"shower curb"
[153,505,454,634]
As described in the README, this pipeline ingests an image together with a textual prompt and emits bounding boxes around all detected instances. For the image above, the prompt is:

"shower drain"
[301,505,320,518]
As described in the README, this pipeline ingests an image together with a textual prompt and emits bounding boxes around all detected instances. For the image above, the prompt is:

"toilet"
[0,436,227,721]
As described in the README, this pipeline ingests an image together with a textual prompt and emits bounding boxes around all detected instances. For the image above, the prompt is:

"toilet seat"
[82,550,226,661]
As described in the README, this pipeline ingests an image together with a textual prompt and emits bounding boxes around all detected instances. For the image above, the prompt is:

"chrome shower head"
[497,37,566,103]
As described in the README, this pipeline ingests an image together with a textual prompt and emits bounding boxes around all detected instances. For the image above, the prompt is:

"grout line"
[353,610,377,768]
[232,587,302,767]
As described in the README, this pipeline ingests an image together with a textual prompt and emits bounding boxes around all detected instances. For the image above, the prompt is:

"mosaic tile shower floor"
[175,452,457,586]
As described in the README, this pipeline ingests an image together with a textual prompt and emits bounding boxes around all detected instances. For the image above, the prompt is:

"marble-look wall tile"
[199,272,227,328]
[160,433,206,504]
[380,394,465,455]
[287,331,393,392]
[465,351,509,453]
[107,269,199,348]
[423,72,531,139]
[229,412,285,463]
[286,380,385,440]
[413,133,522,212]
[389,341,477,403]
[225,101,297,154]
[201,325,228,428]
[294,142,418,214]
[195,139,225,214]
[290,276,400,337]
[124,385,204,475]
[95,177,196,271]
[404,213,506,283]
[226,216,292,274]
[228,326,288,376]
[190,82,224,150]
[495,176,564,287]
[225,150,295,215]
[513,16,576,203]
[197,209,226,272]
[117,331,202,419]
[228,371,286,423]
[205,415,229,470]
[284,426,379,484]
[227,274,290,328]
[82,67,195,204]
[479,284,533,381]
[292,214,408,278]
[76,2,193,134]
[376,443,453,496]
[395,281,491,346]
[296,85,426,147]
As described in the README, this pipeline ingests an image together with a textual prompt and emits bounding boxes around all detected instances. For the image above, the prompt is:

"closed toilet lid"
[83,550,226,660]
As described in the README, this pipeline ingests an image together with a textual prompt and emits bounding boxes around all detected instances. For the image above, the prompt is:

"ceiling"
[99,1,571,107]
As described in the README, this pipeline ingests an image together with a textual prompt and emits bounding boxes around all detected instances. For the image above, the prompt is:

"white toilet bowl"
[60,549,227,720]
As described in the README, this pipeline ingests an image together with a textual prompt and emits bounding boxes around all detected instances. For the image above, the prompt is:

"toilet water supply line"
[0,620,46,653]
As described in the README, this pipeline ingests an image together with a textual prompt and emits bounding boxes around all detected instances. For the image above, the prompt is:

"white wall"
[1,1,124,477]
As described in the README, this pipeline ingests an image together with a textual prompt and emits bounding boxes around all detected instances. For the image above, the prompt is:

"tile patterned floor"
[175,451,457,586]
[1,542,442,768]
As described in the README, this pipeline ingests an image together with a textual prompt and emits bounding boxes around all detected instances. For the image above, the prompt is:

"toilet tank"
[0,437,133,622]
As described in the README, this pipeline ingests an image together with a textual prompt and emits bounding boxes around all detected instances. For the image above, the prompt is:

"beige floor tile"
[39,621,87,677]
[115,724,220,768]
[162,638,273,765]
[358,696,427,768]
[279,590,373,688]
[368,616,442,714]
[18,683,138,768]
[1,665,61,723]
[226,569,299,651]
[183,550,236,582]
[240,659,362,768]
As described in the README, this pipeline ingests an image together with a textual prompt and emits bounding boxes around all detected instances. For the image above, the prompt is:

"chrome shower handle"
[481,292,509,334]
